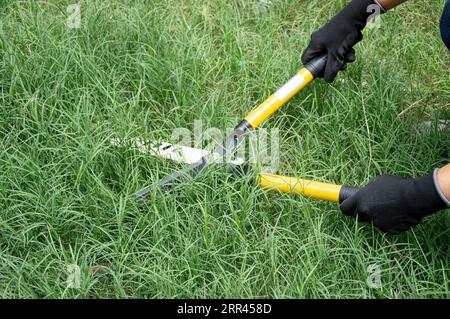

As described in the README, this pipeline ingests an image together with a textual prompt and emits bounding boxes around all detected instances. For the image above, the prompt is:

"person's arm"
[340,164,450,234]
[437,163,450,201]
[378,0,407,10]
[301,0,410,83]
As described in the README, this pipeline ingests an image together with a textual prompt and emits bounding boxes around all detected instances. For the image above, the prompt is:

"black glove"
[301,0,385,83]
[340,171,448,234]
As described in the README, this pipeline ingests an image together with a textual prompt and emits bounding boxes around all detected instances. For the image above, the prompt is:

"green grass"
[0,0,449,298]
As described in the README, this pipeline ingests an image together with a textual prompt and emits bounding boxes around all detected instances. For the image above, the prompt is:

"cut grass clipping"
[0,0,449,298]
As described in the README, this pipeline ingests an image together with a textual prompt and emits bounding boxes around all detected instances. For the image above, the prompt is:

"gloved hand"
[340,171,448,234]
[301,0,385,83]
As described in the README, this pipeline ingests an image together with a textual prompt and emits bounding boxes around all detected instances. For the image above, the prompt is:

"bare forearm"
[437,164,450,202]
[377,0,408,10]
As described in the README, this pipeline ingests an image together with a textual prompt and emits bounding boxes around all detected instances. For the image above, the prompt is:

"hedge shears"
[134,55,360,204]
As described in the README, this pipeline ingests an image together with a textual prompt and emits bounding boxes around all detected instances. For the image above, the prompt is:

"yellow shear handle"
[258,173,342,203]
[244,68,314,128]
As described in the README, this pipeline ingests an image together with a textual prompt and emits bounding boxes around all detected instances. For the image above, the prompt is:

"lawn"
[0,0,449,298]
